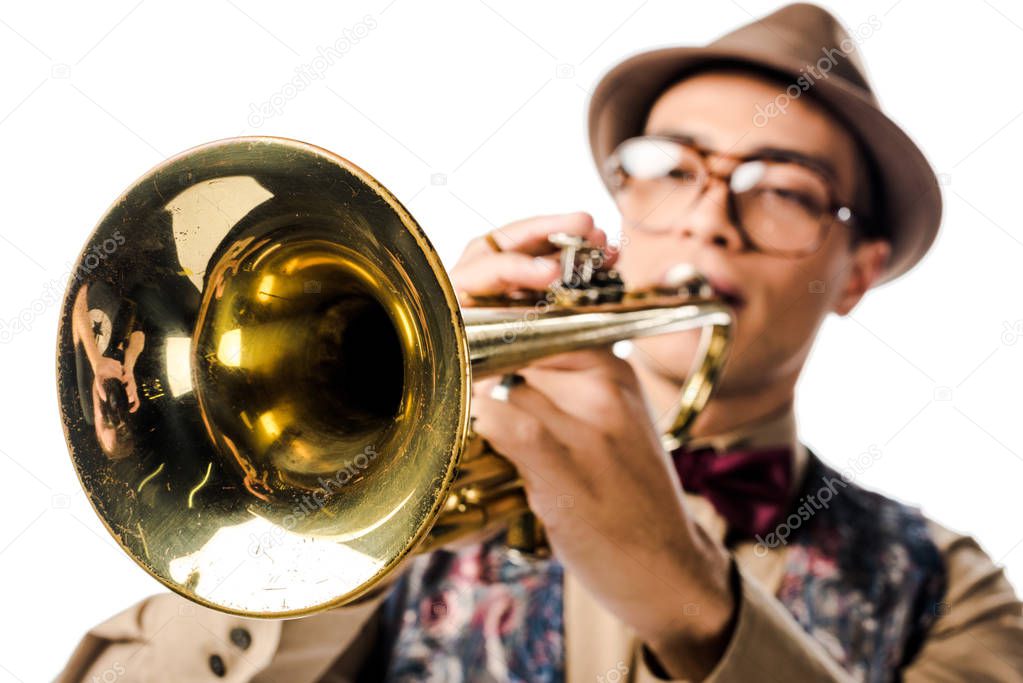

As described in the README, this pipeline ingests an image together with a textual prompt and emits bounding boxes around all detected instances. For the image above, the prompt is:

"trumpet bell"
[57,138,471,616]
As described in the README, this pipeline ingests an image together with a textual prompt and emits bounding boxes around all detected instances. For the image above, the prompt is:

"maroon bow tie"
[671,444,793,540]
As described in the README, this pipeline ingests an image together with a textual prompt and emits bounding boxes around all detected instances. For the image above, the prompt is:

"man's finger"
[469,212,604,257]
[525,348,632,379]
[453,252,560,297]
[471,392,567,487]
[502,380,598,463]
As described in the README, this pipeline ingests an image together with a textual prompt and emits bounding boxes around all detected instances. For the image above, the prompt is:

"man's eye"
[667,168,698,182]
[762,187,823,212]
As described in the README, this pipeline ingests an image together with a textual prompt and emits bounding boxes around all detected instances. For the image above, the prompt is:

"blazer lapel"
[564,571,636,683]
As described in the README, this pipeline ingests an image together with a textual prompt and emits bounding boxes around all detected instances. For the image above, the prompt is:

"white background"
[0,1,1021,679]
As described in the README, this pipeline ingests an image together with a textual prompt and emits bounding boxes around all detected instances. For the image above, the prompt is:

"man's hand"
[449,211,615,302]
[92,357,125,402]
[452,213,738,679]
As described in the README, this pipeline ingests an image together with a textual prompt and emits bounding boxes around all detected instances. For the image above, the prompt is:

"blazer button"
[230,627,252,650]
[209,654,226,677]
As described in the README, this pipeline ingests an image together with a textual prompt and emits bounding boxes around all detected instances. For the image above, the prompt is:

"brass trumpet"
[57,137,731,618]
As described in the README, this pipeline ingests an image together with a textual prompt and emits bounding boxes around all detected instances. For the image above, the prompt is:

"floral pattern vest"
[369,453,946,683]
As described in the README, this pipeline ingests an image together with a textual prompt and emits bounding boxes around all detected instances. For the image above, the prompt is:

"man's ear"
[834,239,891,315]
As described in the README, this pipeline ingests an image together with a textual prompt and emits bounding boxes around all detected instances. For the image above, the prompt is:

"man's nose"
[671,177,745,251]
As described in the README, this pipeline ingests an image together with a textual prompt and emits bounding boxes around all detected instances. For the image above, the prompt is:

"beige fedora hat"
[588,2,941,284]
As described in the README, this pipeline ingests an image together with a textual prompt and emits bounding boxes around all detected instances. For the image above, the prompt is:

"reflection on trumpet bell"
[57,136,731,618]
[59,137,472,617]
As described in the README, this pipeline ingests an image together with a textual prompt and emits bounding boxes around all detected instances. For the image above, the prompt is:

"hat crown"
[712,3,875,101]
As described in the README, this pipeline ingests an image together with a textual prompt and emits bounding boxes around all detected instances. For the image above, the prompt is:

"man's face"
[613,70,889,395]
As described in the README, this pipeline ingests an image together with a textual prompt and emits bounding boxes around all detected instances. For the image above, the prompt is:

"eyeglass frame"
[602,134,866,258]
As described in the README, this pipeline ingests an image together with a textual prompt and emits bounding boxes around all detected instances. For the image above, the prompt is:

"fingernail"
[533,257,556,271]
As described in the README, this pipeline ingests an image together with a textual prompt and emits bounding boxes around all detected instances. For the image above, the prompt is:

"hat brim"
[588,46,942,284]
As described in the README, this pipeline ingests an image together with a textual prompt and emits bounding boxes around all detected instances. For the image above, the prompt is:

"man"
[59,4,1023,682]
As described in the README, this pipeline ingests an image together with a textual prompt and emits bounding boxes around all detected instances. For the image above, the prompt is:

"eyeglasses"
[604,135,860,257]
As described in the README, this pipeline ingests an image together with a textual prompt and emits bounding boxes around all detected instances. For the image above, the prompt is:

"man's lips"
[705,275,746,309]
[660,263,746,309]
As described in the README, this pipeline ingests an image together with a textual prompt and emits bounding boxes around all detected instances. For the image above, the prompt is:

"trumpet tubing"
[57,137,731,618]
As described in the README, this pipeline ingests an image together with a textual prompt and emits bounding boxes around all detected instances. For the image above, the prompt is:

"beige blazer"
[57,412,1023,682]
